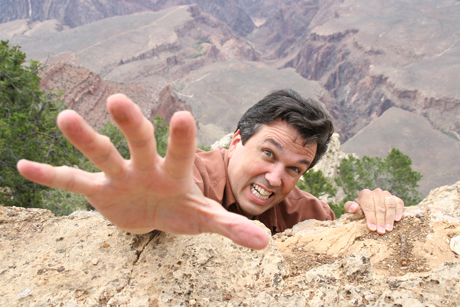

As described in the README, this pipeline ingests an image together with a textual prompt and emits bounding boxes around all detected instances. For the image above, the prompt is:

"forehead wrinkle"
[265,138,284,152]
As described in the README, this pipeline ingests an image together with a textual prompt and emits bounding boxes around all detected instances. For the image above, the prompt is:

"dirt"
[281,210,445,279]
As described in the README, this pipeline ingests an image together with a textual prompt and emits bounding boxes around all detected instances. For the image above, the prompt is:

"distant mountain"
[3,0,459,143]
[0,0,255,37]
[1,5,261,132]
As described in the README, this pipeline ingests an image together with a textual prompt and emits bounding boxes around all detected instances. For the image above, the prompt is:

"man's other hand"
[344,189,404,234]
[17,94,269,250]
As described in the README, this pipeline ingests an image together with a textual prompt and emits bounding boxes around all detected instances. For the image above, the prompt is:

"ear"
[227,130,242,159]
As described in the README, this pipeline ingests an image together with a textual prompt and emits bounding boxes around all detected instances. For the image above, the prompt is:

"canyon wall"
[250,0,460,143]
[1,5,261,130]
[40,63,191,130]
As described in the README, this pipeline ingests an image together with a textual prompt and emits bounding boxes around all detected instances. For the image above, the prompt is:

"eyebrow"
[265,138,312,166]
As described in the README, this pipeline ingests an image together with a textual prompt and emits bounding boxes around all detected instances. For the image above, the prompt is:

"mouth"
[251,183,273,200]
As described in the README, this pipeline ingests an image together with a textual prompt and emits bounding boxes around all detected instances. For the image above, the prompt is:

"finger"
[373,189,387,235]
[164,111,197,180]
[57,110,126,178]
[106,94,158,171]
[344,201,361,213]
[357,189,378,232]
[209,210,270,250]
[384,195,397,231]
[17,160,98,196]
[395,197,405,221]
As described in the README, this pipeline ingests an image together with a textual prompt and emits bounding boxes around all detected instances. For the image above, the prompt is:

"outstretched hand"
[17,94,269,249]
[344,188,404,234]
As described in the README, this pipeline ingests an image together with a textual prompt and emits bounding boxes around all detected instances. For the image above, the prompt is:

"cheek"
[282,177,299,194]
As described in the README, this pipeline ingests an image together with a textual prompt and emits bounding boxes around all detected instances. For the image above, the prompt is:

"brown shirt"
[193,148,335,234]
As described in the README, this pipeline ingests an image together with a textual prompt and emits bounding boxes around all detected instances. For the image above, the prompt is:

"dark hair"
[236,89,334,169]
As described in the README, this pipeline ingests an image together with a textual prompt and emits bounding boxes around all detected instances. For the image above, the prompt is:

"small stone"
[450,236,460,255]
[103,243,110,248]
[189,299,196,306]
[92,258,99,265]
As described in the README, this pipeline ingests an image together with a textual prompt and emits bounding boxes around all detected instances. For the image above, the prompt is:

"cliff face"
[1,180,459,306]
[250,0,460,143]
[39,63,191,130]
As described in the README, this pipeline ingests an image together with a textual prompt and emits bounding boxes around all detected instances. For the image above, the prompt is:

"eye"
[263,149,274,158]
[288,166,301,174]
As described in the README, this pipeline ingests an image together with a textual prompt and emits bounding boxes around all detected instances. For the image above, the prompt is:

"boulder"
[1,180,459,306]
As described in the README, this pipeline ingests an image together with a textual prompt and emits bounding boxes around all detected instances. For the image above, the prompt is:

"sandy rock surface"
[1,181,459,306]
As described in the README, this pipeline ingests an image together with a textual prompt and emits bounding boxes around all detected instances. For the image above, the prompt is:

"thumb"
[209,210,270,250]
[344,201,361,213]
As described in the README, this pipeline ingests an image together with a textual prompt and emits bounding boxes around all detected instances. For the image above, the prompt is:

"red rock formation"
[39,63,192,130]
[153,85,192,121]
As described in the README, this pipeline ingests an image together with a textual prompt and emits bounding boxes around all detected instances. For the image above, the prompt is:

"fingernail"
[395,214,401,221]
[386,223,393,231]
[378,226,385,234]
[370,224,377,231]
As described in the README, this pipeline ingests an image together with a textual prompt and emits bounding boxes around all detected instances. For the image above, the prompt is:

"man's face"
[227,119,317,218]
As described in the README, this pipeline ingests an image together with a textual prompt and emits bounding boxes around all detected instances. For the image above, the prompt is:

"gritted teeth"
[251,184,273,200]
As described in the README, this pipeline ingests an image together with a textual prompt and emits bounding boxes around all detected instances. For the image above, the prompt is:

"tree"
[296,169,344,218]
[99,121,130,159]
[153,115,169,158]
[97,115,170,160]
[0,41,82,207]
[0,41,174,213]
[335,149,423,207]
[297,169,336,199]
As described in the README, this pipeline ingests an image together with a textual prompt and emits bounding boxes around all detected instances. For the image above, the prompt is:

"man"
[194,89,335,234]
[17,90,403,250]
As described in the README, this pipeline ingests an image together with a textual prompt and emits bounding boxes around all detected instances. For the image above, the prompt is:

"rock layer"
[0,0,255,37]
[1,180,459,306]
[249,0,460,142]
[39,63,191,130]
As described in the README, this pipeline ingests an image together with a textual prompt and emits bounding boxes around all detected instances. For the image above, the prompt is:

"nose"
[265,164,283,187]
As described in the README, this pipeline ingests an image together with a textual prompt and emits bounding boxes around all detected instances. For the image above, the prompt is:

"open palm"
[17,94,269,249]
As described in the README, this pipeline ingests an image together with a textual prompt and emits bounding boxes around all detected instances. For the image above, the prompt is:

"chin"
[242,202,273,217]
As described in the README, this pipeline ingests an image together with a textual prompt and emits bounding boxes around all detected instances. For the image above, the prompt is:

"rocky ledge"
[1,180,459,306]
